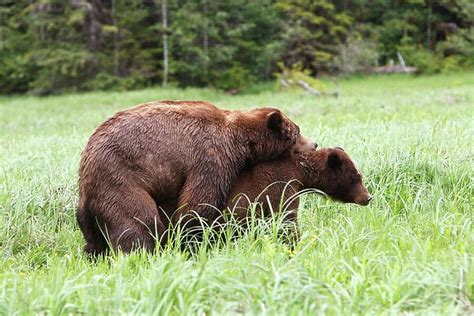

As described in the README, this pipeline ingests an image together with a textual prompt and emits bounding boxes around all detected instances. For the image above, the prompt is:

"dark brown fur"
[159,147,371,230]
[227,147,372,219]
[77,101,302,254]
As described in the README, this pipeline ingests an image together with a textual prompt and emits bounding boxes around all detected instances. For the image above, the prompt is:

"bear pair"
[77,101,371,255]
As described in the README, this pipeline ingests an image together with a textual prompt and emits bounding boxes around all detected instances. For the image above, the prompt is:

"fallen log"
[297,80,321,97]
[372,65,417,74]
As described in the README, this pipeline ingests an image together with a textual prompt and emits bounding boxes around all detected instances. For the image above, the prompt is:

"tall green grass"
[0,72,473,314]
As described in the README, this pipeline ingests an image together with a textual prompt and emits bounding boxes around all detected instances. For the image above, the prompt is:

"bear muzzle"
[355,193,372,206]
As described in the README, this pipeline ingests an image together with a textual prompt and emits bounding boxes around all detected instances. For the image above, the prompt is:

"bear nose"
[314,142,318,149]
[367,195,373,202]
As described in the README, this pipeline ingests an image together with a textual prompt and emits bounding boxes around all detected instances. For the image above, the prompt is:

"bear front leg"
[172,169,234,229]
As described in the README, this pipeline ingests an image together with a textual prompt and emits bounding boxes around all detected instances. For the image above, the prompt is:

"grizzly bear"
[158,146,372,234]
[77,100,305,254]
[226,146,372,221]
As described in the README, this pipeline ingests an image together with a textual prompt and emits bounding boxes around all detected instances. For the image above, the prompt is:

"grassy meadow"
[0,73,473,314]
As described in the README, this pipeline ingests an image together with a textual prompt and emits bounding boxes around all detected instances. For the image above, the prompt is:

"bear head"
[242,108,301,162]
[299,147,372,206]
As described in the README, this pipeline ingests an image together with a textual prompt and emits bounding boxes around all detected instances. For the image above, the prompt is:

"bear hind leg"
[107,189,167,253]
[76,206,108,256]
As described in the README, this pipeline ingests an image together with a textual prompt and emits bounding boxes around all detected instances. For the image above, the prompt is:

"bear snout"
[355,193,372,206]
[294,135,316,153]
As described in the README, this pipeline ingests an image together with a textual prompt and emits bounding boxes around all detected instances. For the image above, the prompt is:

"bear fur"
[159,146,371,230]
[77,100,304,254]
[226,146,372,221]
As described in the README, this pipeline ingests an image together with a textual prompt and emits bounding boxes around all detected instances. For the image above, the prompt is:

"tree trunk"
[0,13,3,51]
[162,0,169,86]
[112,0,119,76]
[71,0,101,52]
[427,0,432,49]
[29,0,45,46]
[203,0,209,76]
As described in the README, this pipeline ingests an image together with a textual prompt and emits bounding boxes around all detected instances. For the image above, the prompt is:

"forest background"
[1,0,473,95]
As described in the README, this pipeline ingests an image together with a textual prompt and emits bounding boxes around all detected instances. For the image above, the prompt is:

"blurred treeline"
[1,0,473,95]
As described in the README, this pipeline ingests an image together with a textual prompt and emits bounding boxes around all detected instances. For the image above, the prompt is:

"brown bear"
[158,146,371,233]
[77,100,307,255]
[226,146,372,222]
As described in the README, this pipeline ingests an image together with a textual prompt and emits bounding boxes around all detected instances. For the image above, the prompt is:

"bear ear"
[335,146,345,152]
[327,151,342,169]
[266,111,283,132]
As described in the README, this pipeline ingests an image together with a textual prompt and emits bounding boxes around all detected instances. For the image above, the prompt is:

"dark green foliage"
[168,0,282,90]
[276,0,352,75]
[0,0,473,94]
[339,0,474,73]
[0,1,34,93]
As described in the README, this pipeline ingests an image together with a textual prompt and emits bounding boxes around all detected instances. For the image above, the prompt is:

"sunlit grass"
[0,72,473,314]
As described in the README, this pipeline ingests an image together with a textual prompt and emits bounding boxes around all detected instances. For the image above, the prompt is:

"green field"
[1,73,473,314]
